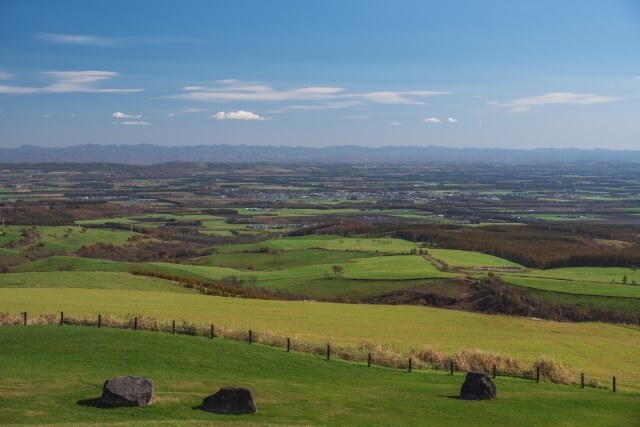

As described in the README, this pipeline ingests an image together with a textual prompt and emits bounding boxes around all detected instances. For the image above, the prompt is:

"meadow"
[1,327,637,426]
[1,277,638,389]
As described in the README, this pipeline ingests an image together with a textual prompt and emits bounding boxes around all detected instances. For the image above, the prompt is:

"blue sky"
[1,0,639,149]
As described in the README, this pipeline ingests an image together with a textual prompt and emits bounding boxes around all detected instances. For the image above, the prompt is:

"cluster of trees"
[386,224,640,269]
[130,270,278,300]
[78,241,201,262]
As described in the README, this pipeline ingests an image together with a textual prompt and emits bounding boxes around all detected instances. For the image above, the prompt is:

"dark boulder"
[459,371,497,400]
[202,387,257,415]
[100,376,155,407]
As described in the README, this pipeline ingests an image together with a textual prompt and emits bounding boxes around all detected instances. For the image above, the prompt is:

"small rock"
[100,376,155,407]
[202,387,257,415]
[459,371,497,400]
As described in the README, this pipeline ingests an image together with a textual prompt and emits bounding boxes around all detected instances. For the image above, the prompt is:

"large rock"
[459,371,497,400]
[202,387,257,415]
[100,376,155,407]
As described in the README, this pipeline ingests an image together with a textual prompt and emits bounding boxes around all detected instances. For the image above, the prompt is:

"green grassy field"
[1,225,135,252]
[216,235,416,254]
[1,282,638,389]
[0,271,192,293]
[428,249,522,268]
[501,275,640,298]
[0,326,637,426]
[13,253,457,298]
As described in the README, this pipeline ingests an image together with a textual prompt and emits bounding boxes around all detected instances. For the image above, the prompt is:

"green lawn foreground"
[0,326,637,426]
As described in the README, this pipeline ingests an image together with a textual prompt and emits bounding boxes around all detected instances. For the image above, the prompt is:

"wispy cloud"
[390,121,402,126]
[112,111,142,118]
[35,33,119,47]
[447,117,458,123]
[35,32,203,47]
[181,108,209,113]
[492,92,619,113]
[171,80,448,106]
[0,71,14,80]
[116,121,151,126]
[212,110,266,120]
[0,71,142,94]
[424,117,441,123]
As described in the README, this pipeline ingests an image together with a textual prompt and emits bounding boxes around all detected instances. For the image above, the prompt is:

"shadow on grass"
[77,398,114,409]
[437,395,461,399]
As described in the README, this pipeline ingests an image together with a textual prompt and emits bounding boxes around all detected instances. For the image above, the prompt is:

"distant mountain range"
[1,144,640,164]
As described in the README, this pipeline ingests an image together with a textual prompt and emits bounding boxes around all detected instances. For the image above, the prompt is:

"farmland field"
[1,281,639,389]
[1,327,637,426]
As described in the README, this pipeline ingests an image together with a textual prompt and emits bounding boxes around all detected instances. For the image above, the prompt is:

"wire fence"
[0,311,624,392]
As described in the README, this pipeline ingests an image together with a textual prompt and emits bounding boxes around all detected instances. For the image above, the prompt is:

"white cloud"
[283,101,362,111]
[447,117,458,123]
[390,121,402,126]
[424,117,441,123]
[341,114,370,120]
[35,33,119,47]
[494,92,619,113]
[112,111,142,118]
[211,110,266,120]
[171,80,448,106]
[35,33,202,47]
[0,71,142,94]
[181,108,208,113]
[168,113,175,117]
[119,121,151,126]
[42,114,50,118]
[0,71,13,80]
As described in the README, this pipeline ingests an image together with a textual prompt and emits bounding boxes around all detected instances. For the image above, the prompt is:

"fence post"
[613,376,616,393]
[492,364,496,379]
[286,337,290,352]
[23,311,27,326]
[210,324,214,339]
[249,330,253,344]
[581,373,584,389]
[536,366,540,383]
[450,361,454,375]
[60,311,64,326]
[326,344,330,361]
[134,316,138,331]
[172,320,175,334]
[368,353,372,367]
[98,314,101,328]
[408,358,412,373]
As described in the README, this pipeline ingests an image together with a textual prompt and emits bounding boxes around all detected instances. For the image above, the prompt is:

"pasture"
[1,327,636,426]
[1,281,638,389]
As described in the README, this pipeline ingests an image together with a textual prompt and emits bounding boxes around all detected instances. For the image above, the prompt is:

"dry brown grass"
[0,311,575,384]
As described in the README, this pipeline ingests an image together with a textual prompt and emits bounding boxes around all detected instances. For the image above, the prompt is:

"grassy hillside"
[0,326,637,426]
[428,249,523,268]
[1,283,638,389]
[0,271,192,293]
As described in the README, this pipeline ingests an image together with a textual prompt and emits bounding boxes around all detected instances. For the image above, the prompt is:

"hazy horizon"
[1,1,639,149]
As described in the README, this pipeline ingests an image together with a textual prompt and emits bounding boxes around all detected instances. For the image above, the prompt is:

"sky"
[0,0,639,149]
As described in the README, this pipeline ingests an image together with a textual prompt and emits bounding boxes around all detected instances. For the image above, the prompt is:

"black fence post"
[450,361,454,375]
[23,311,27,326]
[581,373,584,389]
[286,337,290,352]
[613,376,616,393]
[536,366,540,383]
[492,364,496,379]
[60,311,64,326]
[408,358,412,373]
[368,353,372,367]
[326,344,330,361]
[172,320,175,334]
[98,314,101,328]
[134,316,138,331]
[210,324,214,339]
[249,330,253,344]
